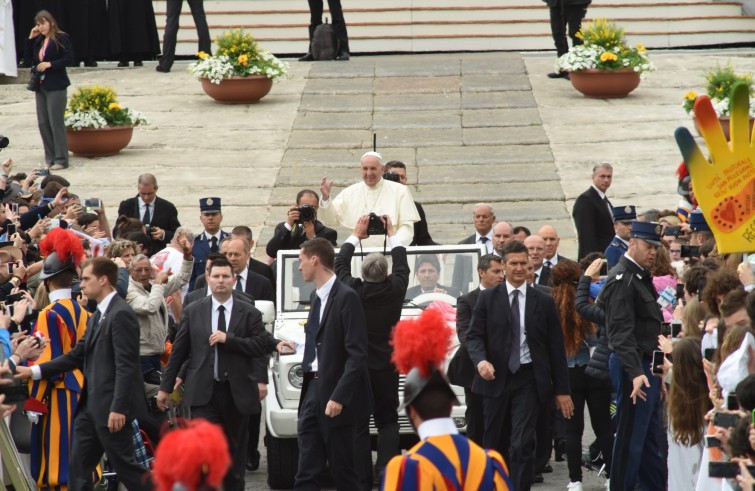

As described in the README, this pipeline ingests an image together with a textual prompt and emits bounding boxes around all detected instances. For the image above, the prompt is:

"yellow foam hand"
[675,82,755,254]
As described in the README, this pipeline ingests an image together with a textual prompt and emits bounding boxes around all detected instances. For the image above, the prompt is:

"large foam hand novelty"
[675,82,755,254]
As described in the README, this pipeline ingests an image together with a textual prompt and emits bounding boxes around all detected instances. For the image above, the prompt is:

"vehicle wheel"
[266,432,299,489]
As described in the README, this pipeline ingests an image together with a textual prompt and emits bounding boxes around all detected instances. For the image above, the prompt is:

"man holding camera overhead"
[265,189,337,261]
[319,152,420,247]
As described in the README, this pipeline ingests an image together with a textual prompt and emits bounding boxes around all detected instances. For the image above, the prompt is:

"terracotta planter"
[569,69,641,99]
[200,76,273,104]
[66,125,134,157]
[693,116,755,141]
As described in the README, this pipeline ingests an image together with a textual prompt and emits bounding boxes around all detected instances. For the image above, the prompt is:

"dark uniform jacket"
[597,255,663,380]
[190,230,230,289]
[604,236,629,270]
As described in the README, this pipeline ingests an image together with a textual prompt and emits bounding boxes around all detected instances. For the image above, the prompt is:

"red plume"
[39,228,85,267]
[153,419,231,491]
[391,306,454,377]
[676,161,689,180]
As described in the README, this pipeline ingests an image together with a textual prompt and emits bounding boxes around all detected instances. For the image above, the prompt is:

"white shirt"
[417,418,459,440]
[320,178,420,247]
[48,288,72,303]
[505,280,531,364]
[204,231,222,243]
[235,267,249,293]
[534,265,544,284]
[310,274,336,372]
[212,296,234,380]
[31,290,117,381]
[544,254,559,268]
[138,196,155,224]
[476,231,494,254]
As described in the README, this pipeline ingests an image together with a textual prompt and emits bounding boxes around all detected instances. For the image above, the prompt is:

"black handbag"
[26,69,40,92]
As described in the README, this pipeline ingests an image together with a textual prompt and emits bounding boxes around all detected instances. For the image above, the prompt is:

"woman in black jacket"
[25,10,73,170]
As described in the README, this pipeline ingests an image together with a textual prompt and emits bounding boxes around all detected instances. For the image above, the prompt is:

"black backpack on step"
[311,18,339,60]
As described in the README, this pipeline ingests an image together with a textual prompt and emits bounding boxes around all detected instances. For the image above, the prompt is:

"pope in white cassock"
[319,151,420,247]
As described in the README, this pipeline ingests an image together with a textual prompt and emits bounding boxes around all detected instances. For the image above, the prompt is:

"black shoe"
[84,59,98,67]
[541,463,553,473]
[298,53,314,62]
[49,163,68,171]
[337,51,350,61]
[555,438,567,462]
[156,65,170,73]
[117,61,129,67]
[547,71,568,79]
[246,450,260,471]
[134,60,143,67]
[533,472,544,484]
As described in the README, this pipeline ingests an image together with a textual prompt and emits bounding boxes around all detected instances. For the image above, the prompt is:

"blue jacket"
[190,230,229,290]
[25,34,74,91]
[604,235,628,269]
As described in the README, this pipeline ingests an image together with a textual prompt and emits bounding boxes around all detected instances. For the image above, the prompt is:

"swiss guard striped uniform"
[28,296,93,491]
[381,430,512,490]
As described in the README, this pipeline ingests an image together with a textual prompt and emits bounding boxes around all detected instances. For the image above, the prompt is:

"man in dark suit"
[335,215,408,482]
[115,174,180,252]
[572,163,615,260]
[266,189,337,262]
[156,0,211,73]
[230,225,276,287]
[453,203,495,293]
[157,256,293,491]
[406,254,462,300]
[448,254,504,446]
[190,197,230,290]
[467,240,572,491]
[384,161,438,247]
[193,238,274,303]
[18,257,152,491]
[524,235,550,286]
[295,238,372,490]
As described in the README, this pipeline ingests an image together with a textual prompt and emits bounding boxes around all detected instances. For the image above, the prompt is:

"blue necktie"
[304,296,321,372]
[235,275,244,292]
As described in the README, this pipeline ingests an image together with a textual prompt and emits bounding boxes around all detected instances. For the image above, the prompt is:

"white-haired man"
[319,152,420,246]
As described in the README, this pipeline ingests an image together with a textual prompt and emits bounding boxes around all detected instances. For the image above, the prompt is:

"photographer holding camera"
[266,189,337,260]
[334,214,409,485]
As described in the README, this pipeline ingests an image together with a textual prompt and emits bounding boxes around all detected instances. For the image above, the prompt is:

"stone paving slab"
[299,94,373,112]
[372,128,464,147]
[306,61,376,79]
[374,59,461,77]
[281,148,417,167]
[293,111,373,130]
[461,55,527,75]
[420,162,559,184]
[461,74,532,93]
[373,110,461,129]
[286,129,375,149]
[374,93,461,111]
[461,91,537,109]
[462,125,548,146]
[374,76,460,94]
[416,144,554,165]
[462,108,542,128]
[302,77,374,95]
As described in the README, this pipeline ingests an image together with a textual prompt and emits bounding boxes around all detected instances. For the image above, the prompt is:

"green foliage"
[576,18,626,50]
[67,86,117,114]
[704,62,754,100]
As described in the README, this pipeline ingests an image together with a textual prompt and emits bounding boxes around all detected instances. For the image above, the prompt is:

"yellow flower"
[197,51,210,59]
[600,52,618,62]
[109,103,122,111]
[635,43,646,53]
[684,91,698,101]
[238,54,249,66]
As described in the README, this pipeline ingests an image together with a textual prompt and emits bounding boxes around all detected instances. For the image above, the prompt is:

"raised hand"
[675,82,755,253]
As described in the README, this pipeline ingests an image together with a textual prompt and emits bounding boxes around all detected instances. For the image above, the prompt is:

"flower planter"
[693,116,755,141]
[569,69,641,99]
[66,125,134,157]
[200,76,273,104]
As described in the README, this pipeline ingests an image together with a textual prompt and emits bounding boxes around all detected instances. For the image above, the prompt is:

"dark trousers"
[482,364,538,491]
[159,0,211,69]
[191,381,249,491]
[307,0,350,53]
[139,354,161,374]
[609,354,666,491]
[35,88,68,167]
[248,409,261,463]
[565,365,614,482]
[549,2,588,57]
[295,377,361,490]
[68,409,151,491]
[535,400,554,472]
[464,387,484,446]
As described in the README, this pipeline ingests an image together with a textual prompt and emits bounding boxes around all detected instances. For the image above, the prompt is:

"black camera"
[383,171,400,183]
[0,136,8,151]
[681,245,700,259]
[297,205,315,223]
[664,226,682,237]
[367,213,387,236]
[145,224,153,234]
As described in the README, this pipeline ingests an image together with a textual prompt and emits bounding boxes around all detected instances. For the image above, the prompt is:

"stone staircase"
[153,0,755,57]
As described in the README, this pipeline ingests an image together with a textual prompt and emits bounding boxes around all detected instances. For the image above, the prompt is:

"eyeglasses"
[669,249,681,253]
[132,268,151,273]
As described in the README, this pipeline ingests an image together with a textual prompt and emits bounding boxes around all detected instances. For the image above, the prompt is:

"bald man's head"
[537,225,560,260]
[524,235,546,269]
[492,221,513,255]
